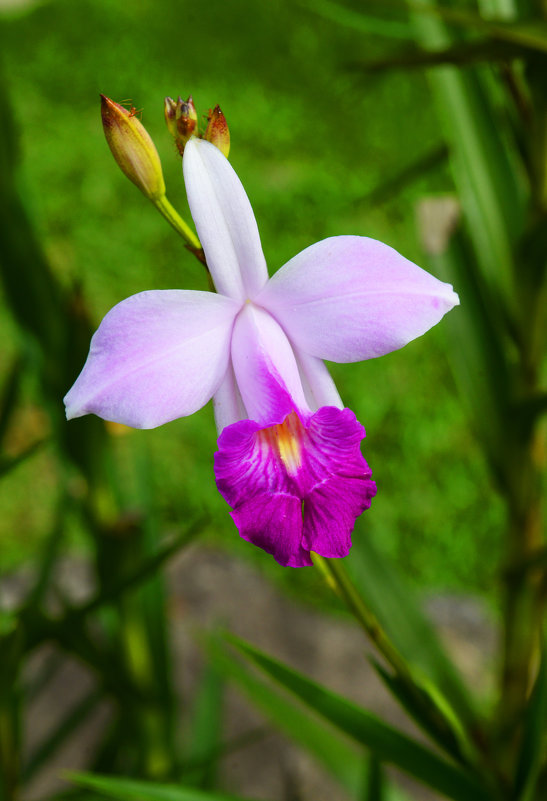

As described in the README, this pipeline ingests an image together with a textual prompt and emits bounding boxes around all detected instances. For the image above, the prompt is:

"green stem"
[153,195,202,253]
[312,554,417,683]
[498,423,545,746]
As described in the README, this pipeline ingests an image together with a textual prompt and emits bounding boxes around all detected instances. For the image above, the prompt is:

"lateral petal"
[256,235,459,362]
[64,290,238,428]
[183,139,269,301]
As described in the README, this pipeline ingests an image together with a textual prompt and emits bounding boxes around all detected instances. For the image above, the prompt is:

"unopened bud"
[204,105,230,158]
[164,95,198,155]
[101,95,165,201]
[164,96,178,139]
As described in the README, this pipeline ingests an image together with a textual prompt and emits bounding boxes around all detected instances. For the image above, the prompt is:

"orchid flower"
[64,138,459,567]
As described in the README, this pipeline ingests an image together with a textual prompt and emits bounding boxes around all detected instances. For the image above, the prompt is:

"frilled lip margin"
[214,405,377,567]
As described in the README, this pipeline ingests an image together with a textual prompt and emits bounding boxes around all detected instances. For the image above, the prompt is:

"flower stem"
[312,553,414,682]
[153,195,203,254]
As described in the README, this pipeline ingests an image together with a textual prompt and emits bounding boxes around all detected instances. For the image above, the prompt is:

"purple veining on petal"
[214,405,376,567]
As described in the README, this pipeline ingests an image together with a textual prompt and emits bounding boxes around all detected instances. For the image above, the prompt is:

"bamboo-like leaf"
[183,665,224,790]
[0,356,24,447]
[355,144,448,207]
[23,689,103,781]
[371,659,466,763]
[425,222,510,482]
[67,773,260,801]
[302,0,413,40]
[225,635,492,801]
[348,533,479,731]
[306,0,547,53]
[364,756,386,801]
[349,39,522,72]
[0,439,47,479]
[514,642,547,800]
[409,0,527,311]
[205,633,392,799]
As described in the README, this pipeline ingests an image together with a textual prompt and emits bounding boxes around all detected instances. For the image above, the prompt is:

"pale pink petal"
[183,139,269,301]
[213,362,247,434]
[256,235,459,362]
[231,304,309,426]
[294,348,343,411]
[64,290,238,429]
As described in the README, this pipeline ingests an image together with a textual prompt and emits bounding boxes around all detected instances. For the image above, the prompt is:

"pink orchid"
[64,139,459,567]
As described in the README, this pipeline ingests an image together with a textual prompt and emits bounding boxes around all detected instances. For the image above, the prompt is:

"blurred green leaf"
[364,756,386,801]
[371,660,466,764]
[514,641,547,800]
[183,664,224,790]
[67,773,260,801]
[0,355,24,446]
[206,633,391,799]
[409,0,527,309]
[349,38,522,72]
[225,634,492,801]
[426,223,511,484]
[302,0,413,39]
[70,518,204,619]
[316,0,547,53]
[0,438,47,479]
[23,688,103,781]
[355,144,448,206]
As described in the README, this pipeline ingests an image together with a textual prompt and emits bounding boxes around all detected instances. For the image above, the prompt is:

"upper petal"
[256,235,459,362]
[183,139,269,301]
[64,290,238,428]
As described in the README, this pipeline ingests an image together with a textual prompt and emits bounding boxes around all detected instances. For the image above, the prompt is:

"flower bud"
[164,95,198,155]
[101,94,166,201]
[164,96,178,139]
[204,105,230,158]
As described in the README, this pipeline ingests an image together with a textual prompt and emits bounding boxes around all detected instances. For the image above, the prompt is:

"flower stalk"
[101,95,204,261]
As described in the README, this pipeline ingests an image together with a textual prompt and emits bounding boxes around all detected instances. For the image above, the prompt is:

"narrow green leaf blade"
[226,635,492,801]
[67,773,259,801]
[183,664,224,790]
[514,642,547,799]
[206,634,385,799]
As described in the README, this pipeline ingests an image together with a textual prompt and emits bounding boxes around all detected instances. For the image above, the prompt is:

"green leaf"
[347,535,478,731]
[67,773,259,801]
[364,756,386,801]
[205,633,391,799]
[0,439,47,479]
[0,356,24,447]
[349,38,522,71]
[371,659,466,763]
[514,642,547,800]
[355,144,448,207]
[315,0,547,53]
[23,689,103,781]
[302,0,413,40]
[183,664,224,789]
[409,0,527,310]
[426,223,511,479]
[226,635,492,801]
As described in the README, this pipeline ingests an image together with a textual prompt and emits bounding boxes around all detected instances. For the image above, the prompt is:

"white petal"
[64,290,238,429]
[257,236,459,362]
[183,139,269,301]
